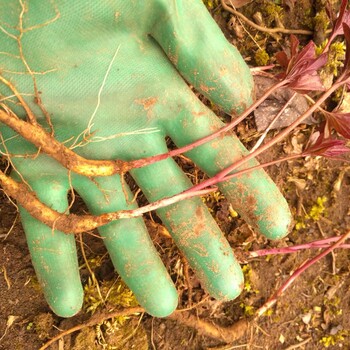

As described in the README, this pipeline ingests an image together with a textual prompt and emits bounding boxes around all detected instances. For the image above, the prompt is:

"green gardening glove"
[0,0,291,318]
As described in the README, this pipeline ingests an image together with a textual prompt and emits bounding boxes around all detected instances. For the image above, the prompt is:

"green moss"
[327,41,346,77]
[255,48,270,66]
[294,219,306,231]
[243,0,283,27]
[302,8,315,29]
[317,39,346,77]
[263,308,274,316]
[202,0,219,10]
[314,9,330,33]
[324,296,343,316]
[320,330,349,348]
[242,264,259,294]
[294,196,328,230]
[307,196,327,221]
[84,278,138,315]
[239,303,255,316]
[262,2,283,26]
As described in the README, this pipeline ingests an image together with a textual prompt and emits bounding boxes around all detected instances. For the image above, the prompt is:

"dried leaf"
[253,76,314,131]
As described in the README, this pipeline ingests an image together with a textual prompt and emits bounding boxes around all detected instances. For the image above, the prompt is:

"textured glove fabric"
[0,0,291,317]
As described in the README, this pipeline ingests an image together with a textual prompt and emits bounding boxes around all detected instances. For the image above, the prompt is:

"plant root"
[39,307,249,350]
[0,169,215,233]
[168,312,249,343]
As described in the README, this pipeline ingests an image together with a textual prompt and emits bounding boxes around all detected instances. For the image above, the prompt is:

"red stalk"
[256,229,350,317]
[183,76,349,194]
[249,236,350,258]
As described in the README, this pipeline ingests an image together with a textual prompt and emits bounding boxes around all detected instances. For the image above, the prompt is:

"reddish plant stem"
[219,154,302,181]
[256,229,350,317]
[249,236,350,258]
[184,78,347,194]
[1,76,348,232]
[0,148,343,233]
[221,152,348,184]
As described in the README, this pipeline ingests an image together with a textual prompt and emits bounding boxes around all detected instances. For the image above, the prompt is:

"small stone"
[301,312,312,325]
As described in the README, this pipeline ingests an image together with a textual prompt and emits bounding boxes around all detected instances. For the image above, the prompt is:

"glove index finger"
[167,101,292,240]
[151,0,254,114]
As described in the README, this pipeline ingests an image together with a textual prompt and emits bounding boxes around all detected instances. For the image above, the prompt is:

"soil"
[1,1,350,350]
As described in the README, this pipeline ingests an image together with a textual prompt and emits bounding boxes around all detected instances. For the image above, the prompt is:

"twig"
[220,0,313,35]
[181,256,193,308]
[206,344,249,350]
[0,316,19,342]
[150,318,156,350]
[1,213,18,241]
[39,307,145,350]
[283,337,311,350]
[227,0,263,49]
[40,304,249,350]
[1,266,11,289]
[248,236,350,258]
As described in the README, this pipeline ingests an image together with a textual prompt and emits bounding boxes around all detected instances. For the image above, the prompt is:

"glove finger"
[165,101,292,240]
[130,147,244,301]
[151,0,253,114]
[72,173,178,317]
[14,174,83,317]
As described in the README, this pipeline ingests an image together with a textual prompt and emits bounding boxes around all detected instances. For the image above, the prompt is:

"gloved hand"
[0,0,291,318]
